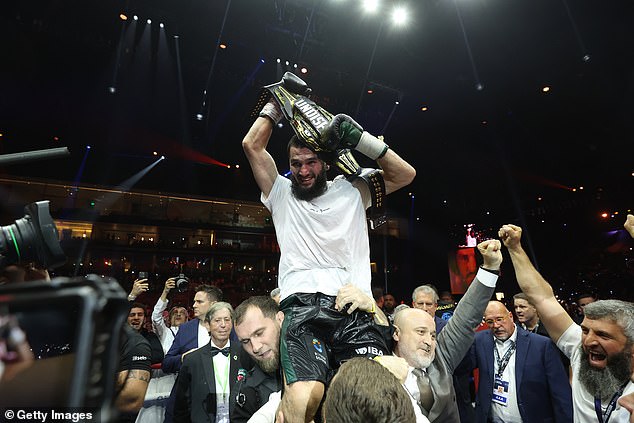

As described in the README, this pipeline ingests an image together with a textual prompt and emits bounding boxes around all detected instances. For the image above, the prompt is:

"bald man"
[465,301,572,422]
[392,239,503,422]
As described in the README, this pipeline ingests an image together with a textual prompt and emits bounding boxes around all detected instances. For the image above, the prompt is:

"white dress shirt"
[490,325,521,423]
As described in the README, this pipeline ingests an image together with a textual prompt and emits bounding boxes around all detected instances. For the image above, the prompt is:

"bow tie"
[211,346,230,357]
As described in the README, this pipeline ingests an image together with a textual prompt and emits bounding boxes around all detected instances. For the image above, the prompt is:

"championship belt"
[252,72,387,229]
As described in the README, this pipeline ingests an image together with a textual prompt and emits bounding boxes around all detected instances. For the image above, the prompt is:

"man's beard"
[291,167,327,201]
[578,344,632,401]
[256,349,279,373]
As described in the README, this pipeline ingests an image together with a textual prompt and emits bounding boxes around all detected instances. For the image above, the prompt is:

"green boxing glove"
[322,114,389,160]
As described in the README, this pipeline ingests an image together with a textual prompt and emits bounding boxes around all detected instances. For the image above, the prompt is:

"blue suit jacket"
[468,325,573,423]
[163,318,200,374]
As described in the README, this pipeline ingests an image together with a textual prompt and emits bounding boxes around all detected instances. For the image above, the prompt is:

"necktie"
[211,346,230,357]
[412,368,434,415]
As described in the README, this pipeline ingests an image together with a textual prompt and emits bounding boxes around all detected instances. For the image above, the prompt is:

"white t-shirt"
[262,175,372,301]
[557,324,634,423]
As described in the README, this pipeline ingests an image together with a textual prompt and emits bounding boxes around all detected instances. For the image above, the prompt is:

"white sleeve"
[247,391,281,423]
[152,297,169,337]
[351,177,372,210]
[556,322,581,359]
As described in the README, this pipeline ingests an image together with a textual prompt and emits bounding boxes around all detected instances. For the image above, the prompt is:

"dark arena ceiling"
[1,0,633,279]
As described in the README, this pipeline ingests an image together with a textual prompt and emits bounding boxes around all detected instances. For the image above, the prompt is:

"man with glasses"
[464,301,572,422]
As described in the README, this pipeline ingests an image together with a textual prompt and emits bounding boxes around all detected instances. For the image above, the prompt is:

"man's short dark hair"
[577,292,597,302]
[196,284,223,302]
[323,357,415,423]
[234,296,279,326]
[129,302,147,314]
[287,134,334,164]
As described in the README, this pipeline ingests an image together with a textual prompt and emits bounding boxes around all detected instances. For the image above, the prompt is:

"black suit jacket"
[173,342,246,423]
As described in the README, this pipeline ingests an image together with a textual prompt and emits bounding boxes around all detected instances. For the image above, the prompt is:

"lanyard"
[594,383,627,423]
[494,340,516,379]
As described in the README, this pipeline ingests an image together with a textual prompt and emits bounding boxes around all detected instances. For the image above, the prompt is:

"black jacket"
[231,364,283,423]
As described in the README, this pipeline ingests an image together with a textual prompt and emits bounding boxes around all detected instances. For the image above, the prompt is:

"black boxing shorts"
[279,292,390,385]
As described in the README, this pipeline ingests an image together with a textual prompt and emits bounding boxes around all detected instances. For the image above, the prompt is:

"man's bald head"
[484,301,515,341]
[394,307,435,330]
[393,308,437,369]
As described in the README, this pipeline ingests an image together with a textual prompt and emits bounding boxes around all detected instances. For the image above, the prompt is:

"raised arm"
[152,278,175,336]
[377,148,416,195]
[321,114,415,195]
[242,100,281,197]
[438,239,502,372]
[498,224,573,343]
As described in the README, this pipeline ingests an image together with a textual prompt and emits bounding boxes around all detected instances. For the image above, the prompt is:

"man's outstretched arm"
[498,224,573,343]
[322,114,415,195]
[242,101,282,198]
[377,148,416,195]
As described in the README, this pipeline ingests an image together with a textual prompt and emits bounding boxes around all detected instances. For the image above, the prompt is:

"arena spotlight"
[285,60,290,66]
[260,58,265,63]
[276,58,281,63]
[159,22,164,28]
[119,13,128,21]
[362,0,379,13]
[133,15,138,21]
[147,19,152,24]
[300,67,308,74]
[293,63,298,68]
[195,113,204,121]
[391,6,408,25]
[108,86,116,94]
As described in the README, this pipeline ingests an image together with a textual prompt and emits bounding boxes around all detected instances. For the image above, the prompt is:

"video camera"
[0,201,129,421]
[0,201,66,271]
[0,274,129,421]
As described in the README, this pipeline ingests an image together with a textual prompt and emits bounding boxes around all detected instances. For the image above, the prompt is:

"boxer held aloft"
[324,114,389,161]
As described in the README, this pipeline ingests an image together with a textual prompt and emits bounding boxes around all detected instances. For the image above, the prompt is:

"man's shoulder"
[179,318,199,331]
[120,326,152,371]
[473,330,494,350]
[123,325,151,349]
[182,344,209,363]
[434,316,448,332]
[524,329,555,349]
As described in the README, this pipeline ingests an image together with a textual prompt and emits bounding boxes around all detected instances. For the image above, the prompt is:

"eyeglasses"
[484,316,507,326]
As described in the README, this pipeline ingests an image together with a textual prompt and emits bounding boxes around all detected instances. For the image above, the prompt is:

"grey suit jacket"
[426,273,495,423]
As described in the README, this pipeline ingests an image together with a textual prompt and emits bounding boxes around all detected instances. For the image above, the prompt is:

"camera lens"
[175,273,189,293]
[0,201,66,269]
